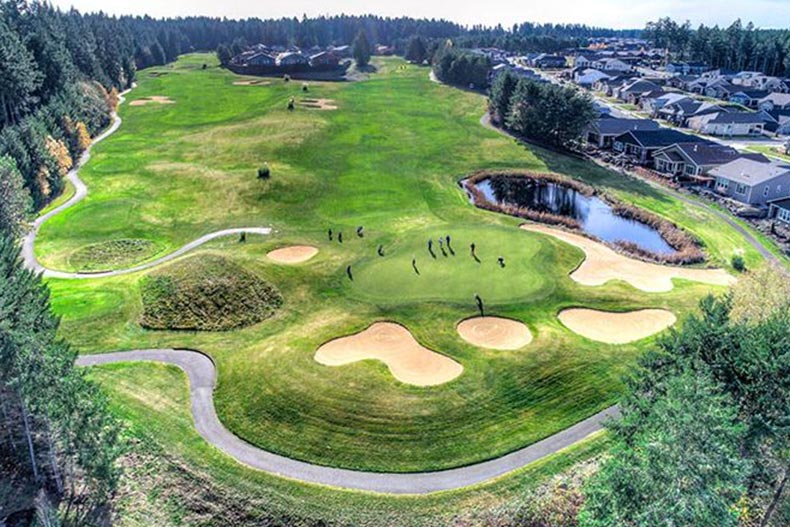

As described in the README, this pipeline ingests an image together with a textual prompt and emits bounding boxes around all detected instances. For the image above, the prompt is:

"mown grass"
[88,361,611,527]
[41,53,755,475]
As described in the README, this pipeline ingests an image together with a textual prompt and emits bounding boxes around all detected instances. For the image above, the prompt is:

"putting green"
[350,226,560,304]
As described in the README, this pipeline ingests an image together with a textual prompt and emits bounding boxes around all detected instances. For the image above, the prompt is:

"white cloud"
[48,0,790,30]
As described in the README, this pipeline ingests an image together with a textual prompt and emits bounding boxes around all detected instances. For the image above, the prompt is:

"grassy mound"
[69,239,159,271]
[139,255,282,331]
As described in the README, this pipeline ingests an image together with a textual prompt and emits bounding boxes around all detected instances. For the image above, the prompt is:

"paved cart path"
[77,349,618,494]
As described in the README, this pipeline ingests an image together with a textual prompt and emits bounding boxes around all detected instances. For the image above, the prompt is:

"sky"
[48,0,790,30]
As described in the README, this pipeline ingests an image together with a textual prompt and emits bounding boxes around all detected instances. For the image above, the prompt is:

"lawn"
[40,53,758,480]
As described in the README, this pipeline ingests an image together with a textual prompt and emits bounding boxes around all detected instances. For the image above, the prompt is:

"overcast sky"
[48,0,790,30]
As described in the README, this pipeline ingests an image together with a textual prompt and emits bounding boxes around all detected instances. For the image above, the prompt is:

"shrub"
[140,255,283,331]
[731,254,746,272]
[257,164,271,179]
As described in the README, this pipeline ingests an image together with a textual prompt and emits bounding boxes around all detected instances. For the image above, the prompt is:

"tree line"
[0,229,124,525]
[489,69,597,148]
[644,17,790,77]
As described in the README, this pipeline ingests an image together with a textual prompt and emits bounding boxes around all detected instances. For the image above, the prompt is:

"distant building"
[276,51,309,66]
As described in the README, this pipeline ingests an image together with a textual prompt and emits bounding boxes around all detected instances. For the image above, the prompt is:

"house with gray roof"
[760,109,790,136]
[687,111,765,136]
[585,118,661,148]
[612,129,710,164]
[758,93,790,112]
[652,143,746,178]
[709,158,790,205]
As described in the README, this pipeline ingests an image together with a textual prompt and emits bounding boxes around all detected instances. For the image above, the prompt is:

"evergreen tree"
[404,35,427,64]
[0,16,43,127]
[0,155,32,237]
[216,43,232,67]
[353,29,372,68]
[488,69,518,124]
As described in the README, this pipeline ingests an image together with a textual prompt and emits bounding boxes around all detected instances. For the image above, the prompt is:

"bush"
[140,255,283,331]
[731,254,746,272]
[257,164,271,179]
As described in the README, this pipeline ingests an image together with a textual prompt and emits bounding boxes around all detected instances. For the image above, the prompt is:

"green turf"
[87,361,611,527]
[40,54,757,475]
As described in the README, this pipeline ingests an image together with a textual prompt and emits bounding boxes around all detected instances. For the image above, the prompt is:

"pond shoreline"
[462,169,706,266]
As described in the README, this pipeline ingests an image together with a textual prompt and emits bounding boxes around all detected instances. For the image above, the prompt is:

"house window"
[779,208,790,223]
[717,178,729,191]
[764,186,770,197]
[735,183,747,195]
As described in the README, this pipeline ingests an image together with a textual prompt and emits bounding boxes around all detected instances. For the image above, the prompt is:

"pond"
[475,177,678,256]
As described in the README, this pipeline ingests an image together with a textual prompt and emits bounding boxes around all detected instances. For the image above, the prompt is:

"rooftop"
[710,158,790,186]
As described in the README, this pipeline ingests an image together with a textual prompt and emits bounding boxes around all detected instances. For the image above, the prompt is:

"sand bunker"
[267,245,318,264]
[233,79,272,86]
[521,224,734,293]
[559,308,677,344]
[300,98,338,110]
[314,322,463,386]
[130,96,175,106]
[457,317,532,350]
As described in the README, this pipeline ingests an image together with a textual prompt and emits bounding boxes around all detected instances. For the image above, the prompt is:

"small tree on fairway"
[353,30,372,68]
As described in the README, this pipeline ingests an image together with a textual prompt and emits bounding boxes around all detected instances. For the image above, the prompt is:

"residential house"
[658,100,725,126]
[246,52,276,66]
[701,68,737,80]
[732,71,764,86]
[585,118,660,148]
[638,90,669,112]
[768,197,790,225]
[709,158,790,205]
[665,75,699,90]
[276,51,309,66]
[573,54,602,69]
[616,79,662,103]
[703,79,737,99]
[574,68,612,87]
[594,75,632,95]
[532,54,567,68]
[760,109,790,136]
[612,129,709,164]
[309,51,340,68]
[593,57,633,72]
[687,111,765,136]
[642,92,690,114]
[329,45,351,58]
[729,89,770,109]
[652,142,743,177]
[665,62,708,75]
[758,93,790,112]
